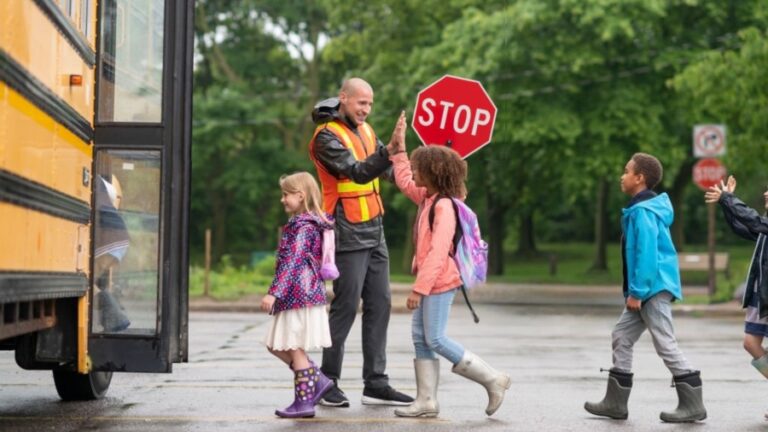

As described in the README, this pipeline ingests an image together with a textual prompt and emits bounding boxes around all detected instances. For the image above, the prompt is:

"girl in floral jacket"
[261,172,335,418]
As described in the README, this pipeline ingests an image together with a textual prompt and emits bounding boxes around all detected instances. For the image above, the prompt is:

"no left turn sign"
[693,124,726,158]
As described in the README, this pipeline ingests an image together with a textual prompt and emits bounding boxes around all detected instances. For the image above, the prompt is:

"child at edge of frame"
[706,176,768,419]
[584,152,707,423]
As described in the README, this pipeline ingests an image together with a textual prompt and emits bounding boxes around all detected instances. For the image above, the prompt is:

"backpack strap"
[428,195,463,255]
[460,285,480,323]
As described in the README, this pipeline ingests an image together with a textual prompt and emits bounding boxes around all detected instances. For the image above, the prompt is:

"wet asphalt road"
[0,304,765,431]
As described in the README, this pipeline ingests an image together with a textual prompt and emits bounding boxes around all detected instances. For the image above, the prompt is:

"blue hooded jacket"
[621,192,682,301]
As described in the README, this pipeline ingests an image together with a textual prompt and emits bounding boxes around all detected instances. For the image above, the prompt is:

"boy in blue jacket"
[584,153,707,423]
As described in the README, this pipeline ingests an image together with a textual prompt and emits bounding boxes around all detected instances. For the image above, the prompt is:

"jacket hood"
[623,192,674,227]
[312,98,341,124]
[289,212,334,231]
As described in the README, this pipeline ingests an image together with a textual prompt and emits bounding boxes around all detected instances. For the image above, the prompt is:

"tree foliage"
[191,0,768,273]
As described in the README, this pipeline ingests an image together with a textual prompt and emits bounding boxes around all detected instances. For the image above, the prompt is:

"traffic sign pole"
[692,126,727,300]
[711,214,716,298]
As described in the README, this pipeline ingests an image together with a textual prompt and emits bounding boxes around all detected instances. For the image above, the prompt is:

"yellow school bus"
[0,0,192,399]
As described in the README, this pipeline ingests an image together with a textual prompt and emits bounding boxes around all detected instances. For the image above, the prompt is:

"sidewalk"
[189,282,744,318]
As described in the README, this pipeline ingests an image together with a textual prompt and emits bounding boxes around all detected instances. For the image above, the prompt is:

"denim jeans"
[412,288,465,364]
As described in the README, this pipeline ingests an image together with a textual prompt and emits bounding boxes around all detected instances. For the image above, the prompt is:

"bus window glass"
[81,0,91,38]
[98,0,165,123]
[93,150,161,335]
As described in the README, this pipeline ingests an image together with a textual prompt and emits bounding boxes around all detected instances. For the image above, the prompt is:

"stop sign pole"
[411,75,497,159]
[693,125,727,299]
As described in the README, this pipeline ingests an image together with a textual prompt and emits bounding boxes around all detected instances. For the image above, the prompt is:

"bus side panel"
[0,82,92,204]
[0,203,88,274]
[0,1,95,121]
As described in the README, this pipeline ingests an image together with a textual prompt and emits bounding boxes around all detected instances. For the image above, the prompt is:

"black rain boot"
[584,369,633,420]
[659,371,707,423]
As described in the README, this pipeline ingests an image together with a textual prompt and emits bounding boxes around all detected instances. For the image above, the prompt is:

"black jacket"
[719,192,768,318]
[311,98,394,252]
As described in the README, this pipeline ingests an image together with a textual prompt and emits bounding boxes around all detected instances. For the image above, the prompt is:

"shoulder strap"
[428,196,463,255]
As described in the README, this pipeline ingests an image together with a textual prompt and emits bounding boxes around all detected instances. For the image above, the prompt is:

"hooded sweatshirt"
[621,192,682,302]
[268,212,334,313]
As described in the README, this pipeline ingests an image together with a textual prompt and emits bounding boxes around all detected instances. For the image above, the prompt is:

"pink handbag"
[319,229,339,281]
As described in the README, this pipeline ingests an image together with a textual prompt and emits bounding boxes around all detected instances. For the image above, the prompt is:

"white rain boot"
[752,354,768,379]
[451,351,510,416]
[395,359,440,417]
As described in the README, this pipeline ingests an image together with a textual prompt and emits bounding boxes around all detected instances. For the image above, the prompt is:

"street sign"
[693,158,727,191]
[412,75,497,159]
[693,124,726,158]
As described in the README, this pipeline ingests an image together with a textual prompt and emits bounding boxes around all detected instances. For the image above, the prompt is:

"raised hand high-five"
[386,111,407,155]
[705,175,736,203]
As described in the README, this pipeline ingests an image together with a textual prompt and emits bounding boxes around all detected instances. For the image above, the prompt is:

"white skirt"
[264,305,331,351]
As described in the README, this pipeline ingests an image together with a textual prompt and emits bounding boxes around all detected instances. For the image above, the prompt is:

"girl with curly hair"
[387,115,510,418]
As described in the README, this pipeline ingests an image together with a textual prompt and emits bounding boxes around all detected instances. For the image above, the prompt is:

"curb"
[189,283,744,318]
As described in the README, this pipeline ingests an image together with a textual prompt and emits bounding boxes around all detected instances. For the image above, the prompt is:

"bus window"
[80,0,92,38]
[92,150,161,335]
[98,0,165,123]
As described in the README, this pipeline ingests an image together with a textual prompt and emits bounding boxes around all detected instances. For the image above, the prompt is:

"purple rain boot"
[309,361,334,406]
[275,367,316,418]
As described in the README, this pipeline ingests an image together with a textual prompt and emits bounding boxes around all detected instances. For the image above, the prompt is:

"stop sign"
[693,158,726,191]
[412,75,497,159]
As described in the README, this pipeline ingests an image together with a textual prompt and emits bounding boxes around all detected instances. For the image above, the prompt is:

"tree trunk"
[516,210,537,257]
[210,191,229,264]
[487,198,507,275]
[401,206,417,273]
[590,178,610,271]
[670,158,695,250]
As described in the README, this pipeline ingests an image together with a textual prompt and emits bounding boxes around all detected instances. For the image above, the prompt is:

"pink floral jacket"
[268,213,332,313]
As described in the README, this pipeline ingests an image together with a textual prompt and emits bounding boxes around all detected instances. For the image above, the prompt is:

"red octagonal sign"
[412,75,497,159]
[693,158,726,191]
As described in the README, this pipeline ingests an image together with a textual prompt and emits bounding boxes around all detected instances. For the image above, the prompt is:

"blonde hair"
[279,172,330,222]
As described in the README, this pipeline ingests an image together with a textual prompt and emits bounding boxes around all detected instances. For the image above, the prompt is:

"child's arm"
[390,152,427,204]
[628,210,659,301]
[719,192,766,240]
[412,199,456,295]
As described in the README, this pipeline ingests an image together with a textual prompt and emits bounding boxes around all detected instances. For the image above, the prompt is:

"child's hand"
[406,291,422,310]
[626,296,642,311]
[261,294,276,314]
[705,179,729,204]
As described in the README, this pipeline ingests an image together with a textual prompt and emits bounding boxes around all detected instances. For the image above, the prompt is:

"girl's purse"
[319,229,339,281]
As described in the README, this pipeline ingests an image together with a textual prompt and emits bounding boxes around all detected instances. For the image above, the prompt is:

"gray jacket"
[311,98,394,252]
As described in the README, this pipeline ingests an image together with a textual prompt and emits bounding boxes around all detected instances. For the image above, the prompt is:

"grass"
[189,242,755,303]
[189,255,275,300]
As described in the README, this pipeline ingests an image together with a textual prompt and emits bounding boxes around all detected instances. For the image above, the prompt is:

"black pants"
[321,241,391,389]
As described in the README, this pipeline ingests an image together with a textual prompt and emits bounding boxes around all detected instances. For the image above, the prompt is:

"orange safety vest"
[309,120,384,223]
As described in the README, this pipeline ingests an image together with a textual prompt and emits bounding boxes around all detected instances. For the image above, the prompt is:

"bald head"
[338,78,374,126]
[340,78,373,98]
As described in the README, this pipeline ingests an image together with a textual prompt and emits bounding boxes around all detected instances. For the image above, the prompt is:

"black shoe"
[318,383,350,407]
[361,385,414,406]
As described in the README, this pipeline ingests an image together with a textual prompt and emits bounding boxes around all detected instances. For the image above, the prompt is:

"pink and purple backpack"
[429,196,489,322]
[320,229,339,281]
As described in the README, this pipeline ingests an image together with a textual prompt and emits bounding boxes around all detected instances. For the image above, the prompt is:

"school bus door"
[88,0,191,372]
